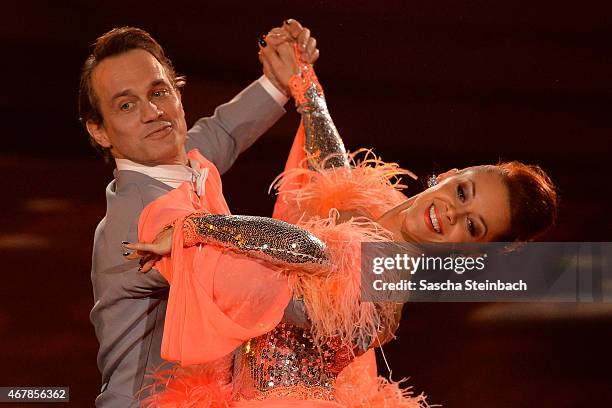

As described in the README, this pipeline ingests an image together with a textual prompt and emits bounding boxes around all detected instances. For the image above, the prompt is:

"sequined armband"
[288,45,349,170]
[182,213,204,247]
[181,213,330,268]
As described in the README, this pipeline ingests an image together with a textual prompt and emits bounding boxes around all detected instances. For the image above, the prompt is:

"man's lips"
[145,124,172,139]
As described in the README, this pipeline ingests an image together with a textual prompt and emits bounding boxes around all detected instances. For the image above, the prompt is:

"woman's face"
[377,167,511,243]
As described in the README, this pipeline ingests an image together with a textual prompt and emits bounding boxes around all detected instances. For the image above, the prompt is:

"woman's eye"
[457,185,466,202]
[466,218,476,236]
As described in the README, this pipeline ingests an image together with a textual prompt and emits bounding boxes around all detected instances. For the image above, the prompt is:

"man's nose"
[141,100,164,122]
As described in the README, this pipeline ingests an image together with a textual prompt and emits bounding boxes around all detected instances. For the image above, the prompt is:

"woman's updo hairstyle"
[488,161,558,242]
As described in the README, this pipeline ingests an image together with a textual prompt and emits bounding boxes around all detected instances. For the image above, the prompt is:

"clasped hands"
[259,18,319,96]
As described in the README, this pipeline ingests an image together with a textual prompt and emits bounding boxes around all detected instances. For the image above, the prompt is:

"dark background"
[1,0,611,406]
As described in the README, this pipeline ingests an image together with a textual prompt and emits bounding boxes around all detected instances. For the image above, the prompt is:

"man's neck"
[115,158,189,169]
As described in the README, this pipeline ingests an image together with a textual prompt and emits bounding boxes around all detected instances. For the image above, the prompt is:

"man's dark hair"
[78,27,186,162]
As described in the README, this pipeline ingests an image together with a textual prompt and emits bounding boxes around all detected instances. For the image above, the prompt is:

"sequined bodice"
[232,322,353,402]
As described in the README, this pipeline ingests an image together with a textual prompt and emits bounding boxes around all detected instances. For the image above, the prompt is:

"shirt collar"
[115,158,206,194]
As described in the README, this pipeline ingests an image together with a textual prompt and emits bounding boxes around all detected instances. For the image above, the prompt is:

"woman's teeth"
[429,204,441,233]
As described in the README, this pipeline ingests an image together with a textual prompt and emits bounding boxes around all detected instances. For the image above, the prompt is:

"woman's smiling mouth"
[425,204,442,234]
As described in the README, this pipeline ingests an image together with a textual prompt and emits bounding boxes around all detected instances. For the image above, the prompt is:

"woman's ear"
[437,168,459,182]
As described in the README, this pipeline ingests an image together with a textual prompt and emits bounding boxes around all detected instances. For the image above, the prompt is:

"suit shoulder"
[107,181,146,221]
[111,171,172,213]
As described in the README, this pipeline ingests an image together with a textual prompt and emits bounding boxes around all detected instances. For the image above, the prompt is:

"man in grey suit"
[79,21,318,406]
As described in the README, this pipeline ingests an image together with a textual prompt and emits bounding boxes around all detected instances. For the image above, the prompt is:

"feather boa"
[140,358,232,408]
[336,358,429,408]
[271,149,415,222]
[285,215,398,351]
[272,149,416,350]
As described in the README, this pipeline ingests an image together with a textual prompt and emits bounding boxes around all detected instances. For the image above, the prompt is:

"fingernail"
[258,37,267,47]
[123,251,132,257]
[284,19,292,25]
[121,241,130,245]
[138,266,142,272]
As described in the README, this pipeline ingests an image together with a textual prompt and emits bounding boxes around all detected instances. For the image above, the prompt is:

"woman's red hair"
[492,161,558,242]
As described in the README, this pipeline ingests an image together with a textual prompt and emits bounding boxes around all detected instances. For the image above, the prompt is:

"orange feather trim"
[271,149,416,223]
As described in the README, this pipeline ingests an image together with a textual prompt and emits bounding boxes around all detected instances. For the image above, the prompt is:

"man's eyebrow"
[150,79,168,87]
[111,89,133,102]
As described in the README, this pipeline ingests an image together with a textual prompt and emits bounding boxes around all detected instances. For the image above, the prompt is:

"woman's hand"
[123,226,174,273]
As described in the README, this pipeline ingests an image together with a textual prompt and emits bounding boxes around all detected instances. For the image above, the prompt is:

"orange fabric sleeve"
[138,150,292,366]
[272,122,308,222]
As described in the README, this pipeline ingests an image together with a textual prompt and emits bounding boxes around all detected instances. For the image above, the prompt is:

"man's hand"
[259,19,319,96]
[123,226,174,273]
[260,42,299,96]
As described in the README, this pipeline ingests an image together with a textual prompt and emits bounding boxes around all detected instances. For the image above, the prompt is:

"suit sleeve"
[186,80,286,175]
[92,182,169,300]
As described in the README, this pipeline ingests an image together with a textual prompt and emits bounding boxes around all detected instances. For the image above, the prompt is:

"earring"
[427,175,438,188]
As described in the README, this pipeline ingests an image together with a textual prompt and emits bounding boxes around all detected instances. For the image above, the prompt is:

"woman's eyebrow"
[471,180,488,237]
[479,215,488,237]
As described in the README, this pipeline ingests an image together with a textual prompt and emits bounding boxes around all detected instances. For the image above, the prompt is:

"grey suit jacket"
[90,80,285,407]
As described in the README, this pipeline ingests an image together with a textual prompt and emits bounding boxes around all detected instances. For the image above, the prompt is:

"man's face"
[87,49,188,165]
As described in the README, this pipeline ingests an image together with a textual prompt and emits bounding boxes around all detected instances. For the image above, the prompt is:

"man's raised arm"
[186,19,319,174]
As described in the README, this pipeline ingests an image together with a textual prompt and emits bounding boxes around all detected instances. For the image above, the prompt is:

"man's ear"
[437,168,459,182]
[86,120,112,148]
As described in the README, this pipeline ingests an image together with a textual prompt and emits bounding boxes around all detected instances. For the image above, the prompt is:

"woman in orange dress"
[129,43,557,407]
